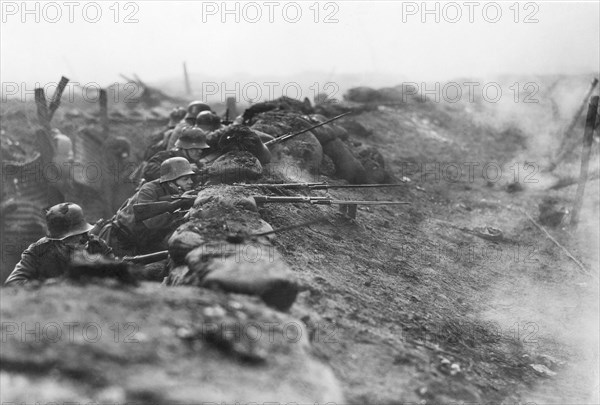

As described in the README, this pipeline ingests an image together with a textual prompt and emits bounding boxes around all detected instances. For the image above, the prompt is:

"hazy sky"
[1,1,599,89]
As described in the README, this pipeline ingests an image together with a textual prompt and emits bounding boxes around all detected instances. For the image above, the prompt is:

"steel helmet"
[195,111,220,126]
[45,202,93,240]
[52,132,74,161]
[187,101,211,116]
[168,107,187,127]
[175,127,210,150]
[183,112,198,123]
[160,157,195,183]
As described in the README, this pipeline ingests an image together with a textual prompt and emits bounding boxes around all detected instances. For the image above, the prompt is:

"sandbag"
[168,228,206,265]
[319,154,336,177]
[190,186,259,219]
[213,125,272,165]
[200,242,299,311]
[208,151,263,184]
[251,111,323,174]
[166,264,192,286]
[354,145,388,184]
[308,114,338,144]
[339,119,372,138]
[322,138,367,184]
[308,114,349,143]
[344,86,382,103]
[177,237,298,311]
[269,134,323,175]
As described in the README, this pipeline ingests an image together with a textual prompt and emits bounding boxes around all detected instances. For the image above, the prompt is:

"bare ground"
[1,92,599,403]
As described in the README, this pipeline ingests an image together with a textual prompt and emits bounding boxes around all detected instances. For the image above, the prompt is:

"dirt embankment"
[1,78,599,403]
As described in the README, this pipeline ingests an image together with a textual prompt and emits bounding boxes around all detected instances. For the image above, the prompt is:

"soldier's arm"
[87,235,115,259]
[4,244,40,286]
[136,182,162,204]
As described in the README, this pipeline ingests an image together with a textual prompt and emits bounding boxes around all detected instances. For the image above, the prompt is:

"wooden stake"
[524,211,590,276]
[48,76,69,121]
[183,62,191,96]
[570,95,599,227]
[547,172,600,190]
[34,88,49,129]
[99,89,109,136]
[548,78,598,171]
[226,97,237,119]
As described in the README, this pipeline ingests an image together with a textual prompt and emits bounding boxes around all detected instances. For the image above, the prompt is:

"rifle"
[253,196,409,219]
[253,196,410,205]
[199,112,351,164]
[133,197,195,222]
[232,182,406,190]
[263,112,351,147]
[122,250,169,264]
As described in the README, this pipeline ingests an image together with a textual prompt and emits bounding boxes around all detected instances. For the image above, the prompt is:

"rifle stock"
[133,198,193,221]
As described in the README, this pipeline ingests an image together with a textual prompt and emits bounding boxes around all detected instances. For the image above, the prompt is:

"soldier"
[51,128,74,163]
[143,107,187,160]
[167,101,211,149]
[142,127,210,182]
[4,203,113,286]
[195,110,223,133]
[107,157,197,256]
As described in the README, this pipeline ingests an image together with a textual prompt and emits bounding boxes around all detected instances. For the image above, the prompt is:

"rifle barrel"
[233,182,404,190]
[253,196,410,205]
[122,250,168,264]
[233,182,326,188]
[310,183,405,190]
[264,112,351,147]
[326,200,410,205]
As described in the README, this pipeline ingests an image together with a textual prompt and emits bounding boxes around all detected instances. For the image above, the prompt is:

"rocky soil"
[1,77,599,403]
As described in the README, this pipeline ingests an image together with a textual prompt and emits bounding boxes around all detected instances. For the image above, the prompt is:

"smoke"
[471,74,600,403]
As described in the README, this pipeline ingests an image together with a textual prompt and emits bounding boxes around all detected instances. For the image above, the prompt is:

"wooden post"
[48,76,69,121]
[99,89,109,136]
[226,97,237,118]
[34,88,49,130]
[33,89,55,178]
[570,95,599,227]
[548,78,598,171]
[183,62,191,96]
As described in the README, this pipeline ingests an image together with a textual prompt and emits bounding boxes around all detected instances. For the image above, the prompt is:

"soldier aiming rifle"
[98,157,198,256]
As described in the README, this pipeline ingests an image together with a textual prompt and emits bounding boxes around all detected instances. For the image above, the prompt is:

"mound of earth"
[1,78,598,404]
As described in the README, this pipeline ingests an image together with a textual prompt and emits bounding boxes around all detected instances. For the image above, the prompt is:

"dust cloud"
[472,74,600,403]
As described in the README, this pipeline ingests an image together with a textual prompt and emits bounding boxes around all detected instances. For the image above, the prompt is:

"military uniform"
[110,179,190,256]
[166,102,211,149]
[166,120,194,150]
[143,127,211,182]
[5,233,112,286]
[143,149,188,182]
